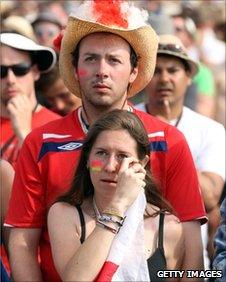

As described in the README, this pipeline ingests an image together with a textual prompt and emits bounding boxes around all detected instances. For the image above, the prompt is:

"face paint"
[90,160,103,172]
[77,68,87,77]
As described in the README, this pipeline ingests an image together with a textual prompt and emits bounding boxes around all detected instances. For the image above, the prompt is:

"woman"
[48,110,185,281]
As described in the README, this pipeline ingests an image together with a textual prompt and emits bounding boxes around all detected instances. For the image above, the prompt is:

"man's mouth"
[93,83,110,89]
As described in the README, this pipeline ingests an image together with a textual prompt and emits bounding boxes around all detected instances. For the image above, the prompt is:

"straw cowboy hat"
[59,0,159,98]
[1,33,57,72]
[157,34,198,77]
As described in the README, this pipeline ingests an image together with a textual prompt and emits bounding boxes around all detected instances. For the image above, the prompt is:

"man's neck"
[147,102,183,121]
[81,100,129,127]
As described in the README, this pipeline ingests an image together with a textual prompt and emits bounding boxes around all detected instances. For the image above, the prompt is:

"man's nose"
[5,68,17,84]
[95,59,109,79]
[55,98,65,111]
[159,70,170,82]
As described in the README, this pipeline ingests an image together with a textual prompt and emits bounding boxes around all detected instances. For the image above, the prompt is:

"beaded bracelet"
[102,207,124,220]
[96,221,119,234]
[97,214,125,227]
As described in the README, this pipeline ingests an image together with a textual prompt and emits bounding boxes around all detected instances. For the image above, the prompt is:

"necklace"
[145,104,183,128]
[93,198,101,219]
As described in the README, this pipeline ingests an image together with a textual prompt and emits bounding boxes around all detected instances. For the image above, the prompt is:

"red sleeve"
[5,132,46,228]
[165,126,207,223]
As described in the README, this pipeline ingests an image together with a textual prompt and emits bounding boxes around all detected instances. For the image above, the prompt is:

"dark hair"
[71,32,138,71]
[58,110,172,215]
[36,63,60,93]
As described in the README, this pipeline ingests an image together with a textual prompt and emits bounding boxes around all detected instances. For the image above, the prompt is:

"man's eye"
[109,58,120,63]
[85,57,96,62]
[169,68,178,73]
[154,69,160,75]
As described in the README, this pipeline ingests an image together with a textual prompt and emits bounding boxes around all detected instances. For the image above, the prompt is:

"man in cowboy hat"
[5,2,206,281]
[136,34,225,269]
[0,33,60,167]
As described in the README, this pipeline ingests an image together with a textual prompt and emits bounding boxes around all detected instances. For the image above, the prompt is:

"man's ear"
[140,155,149,168]
[32,65,40,81]
[129,67,138,84]
[186,71,192,86]
[74,68,78,80]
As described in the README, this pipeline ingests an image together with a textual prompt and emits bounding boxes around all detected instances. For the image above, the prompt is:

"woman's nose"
[103,155,119,173]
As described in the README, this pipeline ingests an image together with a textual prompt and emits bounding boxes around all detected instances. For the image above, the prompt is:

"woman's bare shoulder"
[164,213,183,239]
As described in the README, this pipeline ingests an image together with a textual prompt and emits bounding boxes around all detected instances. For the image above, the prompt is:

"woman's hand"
[109,157,146,214]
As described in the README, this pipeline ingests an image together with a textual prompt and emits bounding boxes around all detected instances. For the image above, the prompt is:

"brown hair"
[58,109,172,215]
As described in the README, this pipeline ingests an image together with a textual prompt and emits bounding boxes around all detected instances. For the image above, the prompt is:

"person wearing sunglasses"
[135,34,225,271]
[0,33,60,167]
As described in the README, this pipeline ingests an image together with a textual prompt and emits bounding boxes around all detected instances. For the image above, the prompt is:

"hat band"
[158,43,187,56]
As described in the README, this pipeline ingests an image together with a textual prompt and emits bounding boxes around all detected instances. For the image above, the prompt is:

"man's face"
[0,45,40,106]
[76,33,138,110]
[44,78,81,116]
[34,22,61,48]
[145,56,191,107]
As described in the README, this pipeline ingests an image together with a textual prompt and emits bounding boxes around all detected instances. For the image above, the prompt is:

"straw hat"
[59,1,158,98]
[0,33,57,73]
[158,34,198,77]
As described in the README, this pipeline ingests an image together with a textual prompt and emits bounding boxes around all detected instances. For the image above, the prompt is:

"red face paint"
[77,69,88,77]
[93,0,128,28]
[90,160,103,172]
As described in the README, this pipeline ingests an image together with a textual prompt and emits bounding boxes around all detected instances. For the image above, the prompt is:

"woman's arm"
[48,157,146,281]
[48,202,117,281]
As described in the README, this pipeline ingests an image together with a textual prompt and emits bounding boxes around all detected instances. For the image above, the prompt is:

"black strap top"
[75,206,166,281]
[147,213,167,281]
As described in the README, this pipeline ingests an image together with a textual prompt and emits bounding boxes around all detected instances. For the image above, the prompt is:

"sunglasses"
[158,44,186,56]
[0,63,33,79]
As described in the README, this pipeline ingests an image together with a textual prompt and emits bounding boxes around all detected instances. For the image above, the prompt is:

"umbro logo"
[57,142,83,151]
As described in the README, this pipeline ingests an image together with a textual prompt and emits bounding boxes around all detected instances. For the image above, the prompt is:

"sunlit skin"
[75,33,138,115]
[0,45,40,118]
[44,78,81,116]
[89,129,143,206]
[145,56,191,120]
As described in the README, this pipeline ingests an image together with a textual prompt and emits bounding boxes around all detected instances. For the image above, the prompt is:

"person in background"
[48,110,189,281]
[1,160,14,282]
[135,34,225,270]
[212,193,226,282]
[2,15,36,41]
[0,33,60,167]
[36,63,81,116]
[5,1,206,281]
[32,12,63,48]
[172,14,216,119]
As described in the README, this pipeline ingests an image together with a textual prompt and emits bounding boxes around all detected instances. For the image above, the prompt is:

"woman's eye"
[96,151,107,156]
[117,154,128,161]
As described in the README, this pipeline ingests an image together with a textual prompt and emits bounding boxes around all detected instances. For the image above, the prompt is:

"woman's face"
[88,129,140,195]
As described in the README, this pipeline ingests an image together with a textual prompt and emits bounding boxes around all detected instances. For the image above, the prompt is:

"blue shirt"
[213,197,226,281]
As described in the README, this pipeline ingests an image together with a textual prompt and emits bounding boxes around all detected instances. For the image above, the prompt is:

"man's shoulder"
[36,107,61,120]
[26,109,82,143]
[134,108,185,142]
[182,106,225,131]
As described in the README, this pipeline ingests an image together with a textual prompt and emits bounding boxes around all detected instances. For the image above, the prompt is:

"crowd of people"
[1,1,225,282]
